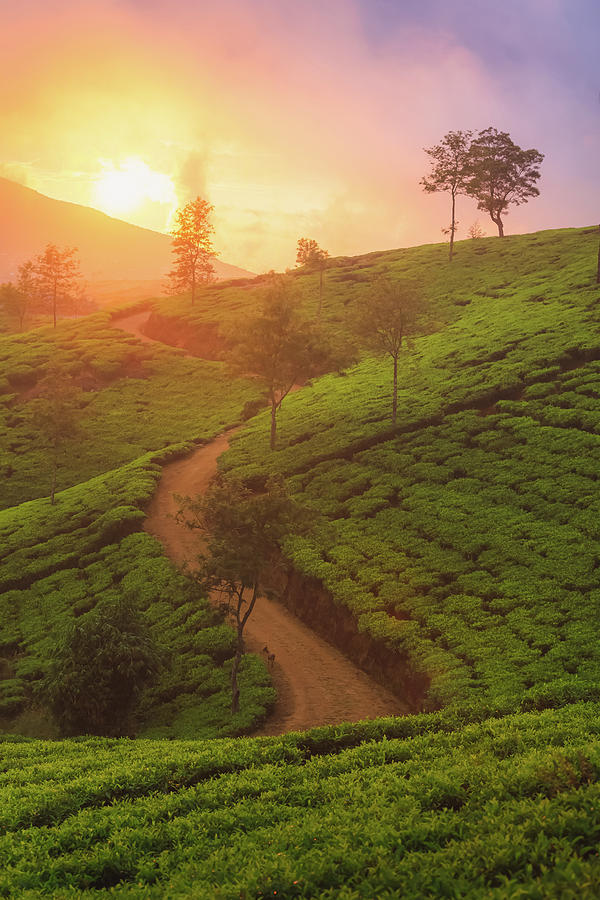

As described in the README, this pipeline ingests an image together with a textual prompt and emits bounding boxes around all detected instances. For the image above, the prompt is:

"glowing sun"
[93,157,176,217]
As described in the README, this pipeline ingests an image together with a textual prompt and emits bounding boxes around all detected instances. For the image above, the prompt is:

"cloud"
[1,0,598,271]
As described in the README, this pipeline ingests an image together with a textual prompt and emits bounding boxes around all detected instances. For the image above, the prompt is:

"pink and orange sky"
[1,0,598,272]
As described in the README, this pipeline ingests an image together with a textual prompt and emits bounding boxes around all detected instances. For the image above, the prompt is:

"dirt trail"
[113,312,407,734]
[112,311,158,345]
[144,437,407,735]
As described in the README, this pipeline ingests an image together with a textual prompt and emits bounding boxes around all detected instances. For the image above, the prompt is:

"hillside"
[0,178,254,291]
[2,225,600,895]
[2,702,600,896]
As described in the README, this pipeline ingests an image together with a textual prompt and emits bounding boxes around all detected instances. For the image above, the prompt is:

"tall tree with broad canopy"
[33,244,83,328]
[296,237,330,317]
[168,197,217,305]
[354,277,423,424]
[421,130,473,260]
[465,127,544,238]
[229,276,342,449]
[177,476,304,714]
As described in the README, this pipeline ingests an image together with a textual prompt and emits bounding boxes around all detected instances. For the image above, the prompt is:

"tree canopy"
[465,127,544,238]
[178,476,304,713]
[168,197,217,305]
[354,276,423,423]
[421,130,473,260]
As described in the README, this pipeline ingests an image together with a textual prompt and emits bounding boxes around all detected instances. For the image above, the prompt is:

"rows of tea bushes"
[219,227,600,714]
[0,313,259,508]
[0,450,273,738]
[1,701,600,896]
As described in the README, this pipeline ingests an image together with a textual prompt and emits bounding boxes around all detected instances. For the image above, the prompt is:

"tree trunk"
[53,283,57,328]
[270,400,277,450]
[392,354,398,424]
[231,645,241,714]
[596,224,600,285]
[492,214,504,238]
[449,191,456,261]
[318,268,323,318]
[50,458,57,506]
[191,274,196,307]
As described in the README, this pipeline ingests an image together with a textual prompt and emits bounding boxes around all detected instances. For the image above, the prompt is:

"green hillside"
[0,313,259,509]
[217,227,600,715]
[2,226,600,895]
[0,450,273,738]
[2,702,600,896]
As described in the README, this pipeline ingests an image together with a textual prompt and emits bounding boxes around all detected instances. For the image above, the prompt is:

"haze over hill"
[0,178,255,303]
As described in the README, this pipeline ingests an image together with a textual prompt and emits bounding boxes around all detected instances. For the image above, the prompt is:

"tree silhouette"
[421,130,473,261]
[33,244,83,327]
[465,128,544,238]
[296,237,330,317]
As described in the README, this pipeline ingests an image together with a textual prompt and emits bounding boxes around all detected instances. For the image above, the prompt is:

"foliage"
[228,276,336,448]
[1,703,600,895]
[45,597,163,736]
[179,475,304,712]
[466,127,544,237]
[421,129,473,259]
[353,275,424,422]
[168,197,217,305]
[0,312,260,509]
[29,366,82,504]
[31,243,84,327]
[0,451,274,738]
[0,282,28,330]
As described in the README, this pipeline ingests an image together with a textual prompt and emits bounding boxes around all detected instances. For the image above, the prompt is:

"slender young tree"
[421,130,473,261]
[30,367,82,504]
[0,282,28,330]
[168,197,218,305]
[229,277,323,449]
[33,244,83,327]
[296,237,330,317]
[354,277,423,424]
[465,127,544,237]
[178,477,303,714]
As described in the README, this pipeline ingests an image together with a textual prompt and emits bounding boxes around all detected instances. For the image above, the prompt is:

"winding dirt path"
[113,312,407,733]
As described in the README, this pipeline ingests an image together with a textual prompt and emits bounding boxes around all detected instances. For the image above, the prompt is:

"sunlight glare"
[92,158,176,217]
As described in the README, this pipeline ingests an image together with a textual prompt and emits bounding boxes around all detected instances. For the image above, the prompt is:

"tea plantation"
[0,450,273,738]
[2,702,600,896]
[2,226,600,895]
[0,313,259,509]
[217,227,600,718]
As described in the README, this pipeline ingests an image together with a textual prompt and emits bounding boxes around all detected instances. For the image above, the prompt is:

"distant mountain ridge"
[0,178,254,295]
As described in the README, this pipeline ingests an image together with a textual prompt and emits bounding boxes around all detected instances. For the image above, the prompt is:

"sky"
[1,0,598,272]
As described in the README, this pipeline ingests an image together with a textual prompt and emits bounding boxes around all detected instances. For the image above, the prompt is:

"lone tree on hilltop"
[178,477,304,714]
[354,277,424,424]
[168,197,218,305]
[33,244,83,328]
[421,130,473,261]
[296,237,330,317]
[30,367,83,504]
[228,276,340,449]
[465,127,544,238]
